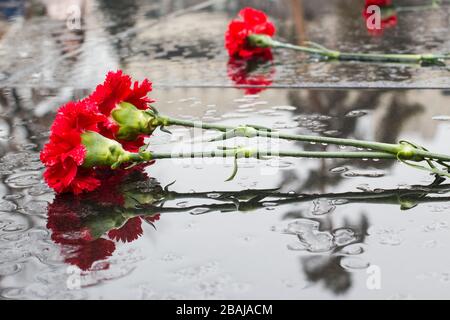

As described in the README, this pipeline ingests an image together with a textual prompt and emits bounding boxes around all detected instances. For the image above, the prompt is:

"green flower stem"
[146,149,396,160]
[247,34,448,64]
[396,0,442,12]
[158,116,232,132]
[154,115,450,165]
[160,115,399,153]
[272,40,440,64]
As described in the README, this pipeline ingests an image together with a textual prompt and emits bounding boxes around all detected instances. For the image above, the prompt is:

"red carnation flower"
[41,98,141,195]
[88,70,155,152]
[227,56,275,94]
[40,100,107,194]
[225,7,276,59]
[90,70,154,115]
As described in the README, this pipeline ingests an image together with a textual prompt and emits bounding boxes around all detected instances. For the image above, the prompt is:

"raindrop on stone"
[190,207,209,215]
[340,257,370,270]
[311,199,336,216]
[0,263,22,276]
[340,243,365,255]
[333,228,357,246]
[0,200,17,212]
[329,166,348,173]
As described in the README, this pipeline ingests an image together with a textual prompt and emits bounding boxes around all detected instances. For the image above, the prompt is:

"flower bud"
[81,131,128,167]
[81,131,151,169]
[111,102,158,141]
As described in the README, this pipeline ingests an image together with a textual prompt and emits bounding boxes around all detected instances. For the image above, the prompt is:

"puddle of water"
[0,86,450,299]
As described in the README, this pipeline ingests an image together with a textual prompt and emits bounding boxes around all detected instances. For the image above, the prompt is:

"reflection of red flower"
[65,239,116,271]
[365,0,392,5]
[108,214,161,243]
[108,217,143,243]
[88,70,155,152]
[40,100,106,194]
[47,198,116,271]
[225,7,275,59]
[363,0,397,35]
[227,56,275,94]
[47,166,160,270]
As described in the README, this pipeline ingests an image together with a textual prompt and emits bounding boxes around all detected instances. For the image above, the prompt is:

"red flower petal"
[127,79,155,110]
[88,70,155,152]
[41,100,105,194]
[90,70,132,116]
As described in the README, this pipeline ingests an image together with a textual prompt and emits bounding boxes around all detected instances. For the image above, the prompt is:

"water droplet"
[286,219,319,235]
[287,242,307,251]
[3,194,23,201]
[298,231,335,253]
[330,166,348,173]
[0,200,17,212]
[5,172,41,188]
[266,160,293,169]
[422,239,438,248]
[377,229,403,246]
[190,207,209,215]
[272,105,296,111]
[340,257,370,270]
[262,202,277,207]
[23,200,49,216]
[27,184,53,196]
[176,201,188,208]
[0,287,24,299]
[343,170,385,178]
[340,243,365,255]
[2,224,28,232]
[333,228,357,246]
[423,220,449,232]
[432,115,450,121]
[0,263,22,276]
[311,199,336,216]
